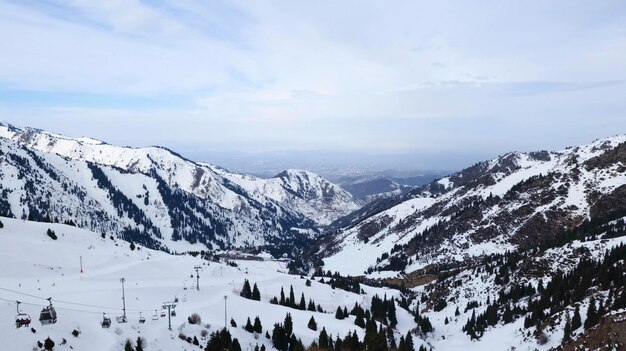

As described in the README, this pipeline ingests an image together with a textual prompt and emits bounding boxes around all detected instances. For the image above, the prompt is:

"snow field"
[0,217,412,350]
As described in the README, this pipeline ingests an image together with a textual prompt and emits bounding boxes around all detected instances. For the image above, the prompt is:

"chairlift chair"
[173,296,179,303]
[171,309,176,317]
[160,308,166,318]
[139,312,145,324]
[152,310,159,321]
[182,295,187,302]
[39,298,57,325]
[116,315,127,323]
[101,313,111,328]
[15,301,31,328]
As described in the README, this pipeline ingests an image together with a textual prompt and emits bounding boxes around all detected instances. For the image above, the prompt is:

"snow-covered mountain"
[0,122,360,252]
[318,135,626,276]
[210,168,362,226]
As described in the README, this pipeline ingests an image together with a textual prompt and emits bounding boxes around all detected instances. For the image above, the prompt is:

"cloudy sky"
[1,1,625,172]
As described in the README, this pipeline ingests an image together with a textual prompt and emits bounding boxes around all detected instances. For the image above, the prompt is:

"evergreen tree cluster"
[270,285,325,313]
[240,279,261,301]
[205,328,241,351]
[370,295,398,328]
[312,269,361,294]
[455,243,626,341]
[350,303,366,328]
[244,316,263,334]
[523,244,626,330]
[271,313,305,351]
[309,326,418,351]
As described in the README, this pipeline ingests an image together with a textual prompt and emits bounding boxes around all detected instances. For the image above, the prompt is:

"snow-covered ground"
[0,217,412,351]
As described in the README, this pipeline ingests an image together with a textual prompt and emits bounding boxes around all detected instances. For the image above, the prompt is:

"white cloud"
[1,0,625,169]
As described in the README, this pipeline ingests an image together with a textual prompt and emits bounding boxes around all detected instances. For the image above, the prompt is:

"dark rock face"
[586,142,626,171]
[590,185,626,220]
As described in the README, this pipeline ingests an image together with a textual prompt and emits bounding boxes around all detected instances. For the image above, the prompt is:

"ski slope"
[0,217,413,351]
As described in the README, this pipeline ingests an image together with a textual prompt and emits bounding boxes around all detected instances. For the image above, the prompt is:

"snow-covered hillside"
[319,135,626,276]
[3,214,624,351]
[0,122,361,252]
[0,217,418,351]
[213,168,362,226]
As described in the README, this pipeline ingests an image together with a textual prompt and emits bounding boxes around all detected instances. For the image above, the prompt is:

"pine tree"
[405,332,414,351]
[307,299,316,311]
[299,293,306,310]
[241,279,252,299]
[284,313,293,337]
[289,286,296,308]
[386,326,396,349]
[503,303,513,324]
[252,283,261,301]
[308,316,317,331]
[254,316,263,333]
[272,324,287,351]
[355,312,365,328]
[562,312,571,343]
[124,339,135,351]
[318,328,329,349]
[584,298,597,329]
[245,317,254,333]
[364,318,382,350]
[231,338,242,351]
[572,306,582,331]
[136,337,145,351]
[335,306,345,320]
[280,287,286,305]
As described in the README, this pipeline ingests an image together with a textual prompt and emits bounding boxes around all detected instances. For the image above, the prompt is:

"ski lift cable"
[0,297,151,316]
[0,287,154,313]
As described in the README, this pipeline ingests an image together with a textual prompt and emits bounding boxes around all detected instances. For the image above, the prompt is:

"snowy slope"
[0,217,417,351]
[0,122,361,251]
[319,135,626,276]
[212,168,362,226]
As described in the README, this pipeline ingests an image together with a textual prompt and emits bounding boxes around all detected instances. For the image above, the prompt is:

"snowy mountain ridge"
[319,134,626,276]
[0,122,360,253]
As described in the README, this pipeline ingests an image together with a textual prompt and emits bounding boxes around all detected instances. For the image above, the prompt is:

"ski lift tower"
[162,302,177,331]
[120,278,126,322]
[194,266,201,291]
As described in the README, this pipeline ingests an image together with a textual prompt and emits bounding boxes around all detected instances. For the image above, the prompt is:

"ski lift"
[39,298,57,325]
[139,312,145,324]
[152,310,159,321]
[15,301,31,328]
[116,315,127,323]
[160,307,166,318]
[173,296,179,303]
[170,309,176,317]
[101,313,111,328]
